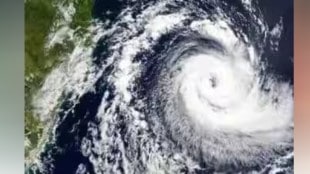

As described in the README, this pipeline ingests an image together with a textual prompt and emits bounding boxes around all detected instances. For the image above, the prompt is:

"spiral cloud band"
[151,19,293,170]
[33,0,293,173]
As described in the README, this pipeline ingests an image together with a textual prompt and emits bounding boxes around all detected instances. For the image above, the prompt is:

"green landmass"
[71,0,93,36]
[25,0,93,159]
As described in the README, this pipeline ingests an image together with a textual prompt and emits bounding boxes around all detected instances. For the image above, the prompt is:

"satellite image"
[25,0,293,173]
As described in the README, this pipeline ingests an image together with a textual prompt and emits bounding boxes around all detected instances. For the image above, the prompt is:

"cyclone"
[143,17,293,172]
[29,0,293,173]
[148,23,293,169]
